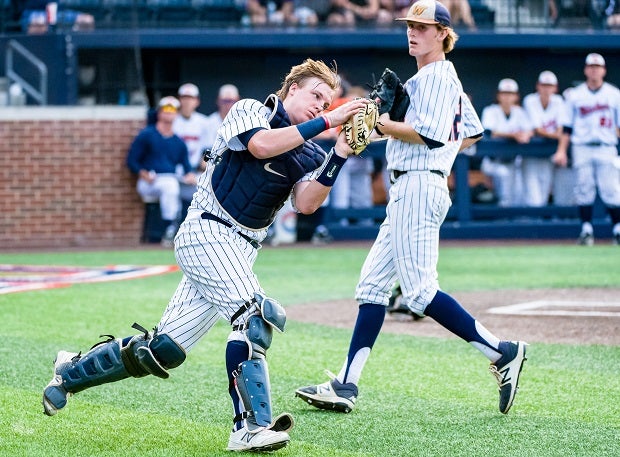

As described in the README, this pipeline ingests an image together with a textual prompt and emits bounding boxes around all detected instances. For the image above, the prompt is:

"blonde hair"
[442,26,459,53]
[277,59,340,99]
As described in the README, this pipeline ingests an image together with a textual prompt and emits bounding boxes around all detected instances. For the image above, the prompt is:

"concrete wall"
[0,106,148,249]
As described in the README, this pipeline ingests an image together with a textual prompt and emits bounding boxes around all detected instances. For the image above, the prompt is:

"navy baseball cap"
[396,0,451,27]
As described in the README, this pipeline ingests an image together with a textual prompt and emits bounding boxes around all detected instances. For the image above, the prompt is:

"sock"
[607,207,620,228]
[425,291,501,361]
[225,340,248,431]
[579,206,593,233]
[337,303,385,385]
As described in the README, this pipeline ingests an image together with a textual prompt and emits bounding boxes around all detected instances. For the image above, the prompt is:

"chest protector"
[211,95,326,230]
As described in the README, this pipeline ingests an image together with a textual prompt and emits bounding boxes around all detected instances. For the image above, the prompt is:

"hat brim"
[395,16,439,24]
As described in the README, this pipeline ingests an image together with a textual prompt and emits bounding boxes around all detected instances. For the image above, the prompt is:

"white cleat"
[42,350,78,416]
[227,426,290,452]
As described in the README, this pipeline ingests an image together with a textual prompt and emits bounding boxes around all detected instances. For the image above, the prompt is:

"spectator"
[326,0,393,26]
[605,0,620,28]
[439,0,477,30]
[522,70,566,207]
[552,53,620,246]
[20,0,94,34]
[127,96,196,247]
[480,78,534,207]
[246,0,297,25]
[291,0,334,25]
[173,83,211,220]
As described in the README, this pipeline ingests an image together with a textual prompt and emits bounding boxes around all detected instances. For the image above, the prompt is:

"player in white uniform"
[552,53,620,245]
[296,0,528,416]
[480,78,533,207]
[173,83,212,215]
[42,59,370,452]
[522,71,566,206]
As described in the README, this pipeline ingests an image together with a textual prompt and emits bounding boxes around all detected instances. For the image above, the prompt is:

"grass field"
[1,244,619,456]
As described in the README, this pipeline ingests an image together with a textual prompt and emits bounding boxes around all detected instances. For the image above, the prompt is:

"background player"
[522,70,565,207]
[43,59,369,452]
[296,0,528,416]
[552,53,620,245]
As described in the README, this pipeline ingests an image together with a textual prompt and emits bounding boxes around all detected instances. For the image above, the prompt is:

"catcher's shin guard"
[61,328,186,393]
[61,338,130,394]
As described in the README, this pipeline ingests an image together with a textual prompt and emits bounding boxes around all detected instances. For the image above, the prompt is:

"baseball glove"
[368,67,410,122]
[343,98,379,155]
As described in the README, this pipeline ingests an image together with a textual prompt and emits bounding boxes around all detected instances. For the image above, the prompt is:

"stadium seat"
[192,0,243,25]
[104,0,153,27]
[149,0,197,26]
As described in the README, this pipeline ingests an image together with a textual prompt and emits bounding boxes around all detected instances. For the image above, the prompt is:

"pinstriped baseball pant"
[156,217,262,352]
[355,171,450,315]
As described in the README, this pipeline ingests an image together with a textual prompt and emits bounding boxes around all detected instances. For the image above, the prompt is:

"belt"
[201,212,260,249]
[583,142,614,147]
[391,169,445,183]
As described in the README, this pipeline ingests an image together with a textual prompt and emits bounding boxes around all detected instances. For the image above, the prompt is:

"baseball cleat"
[226,426,290,452]
[295,371,358,413]
[489,341,528,414]
[577,232,594,246]
[42,350,79,416]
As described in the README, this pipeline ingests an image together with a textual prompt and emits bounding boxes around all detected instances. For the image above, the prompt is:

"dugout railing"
[314,138,617,240]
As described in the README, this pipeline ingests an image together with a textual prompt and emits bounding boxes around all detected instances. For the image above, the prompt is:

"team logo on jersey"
[264,162,286,177]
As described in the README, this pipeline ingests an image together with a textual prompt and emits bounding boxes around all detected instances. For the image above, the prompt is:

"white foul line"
[488,300,620,318]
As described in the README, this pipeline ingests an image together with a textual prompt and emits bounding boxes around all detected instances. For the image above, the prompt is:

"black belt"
[583,142,612,147]
[201,212,260,249]
[392,169,445,182]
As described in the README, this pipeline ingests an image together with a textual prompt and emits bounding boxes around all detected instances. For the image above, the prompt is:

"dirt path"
[286,288,620,346]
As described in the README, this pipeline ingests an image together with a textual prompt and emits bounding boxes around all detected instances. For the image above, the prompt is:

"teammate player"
[522,71,565,207]
[42,59,369,452]
[552,53,620,245]
[296,0,528,416]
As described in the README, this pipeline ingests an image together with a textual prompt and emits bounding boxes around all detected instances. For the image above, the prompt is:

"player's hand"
[183,172,197,185]
[551,150,568,168]
[514,131,532,144]
[324,98,369,128]
[334,128,355,157]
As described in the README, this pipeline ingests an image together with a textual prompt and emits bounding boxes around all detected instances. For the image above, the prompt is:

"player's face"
[584,64,606,85]
[285,77,334,124]
[406,22,446,58]
[178,95,199,117]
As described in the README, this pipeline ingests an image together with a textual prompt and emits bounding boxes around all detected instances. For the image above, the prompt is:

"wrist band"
[297,116,329,140]
[321,115,331,130]
[316,148,347,187]
[375,123,384,136]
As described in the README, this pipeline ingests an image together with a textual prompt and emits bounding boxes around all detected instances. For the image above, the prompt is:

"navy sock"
[425,290,493,349]
[225,340,248,431]
[343,303,385,382]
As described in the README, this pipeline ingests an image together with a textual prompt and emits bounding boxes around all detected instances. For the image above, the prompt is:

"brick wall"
[0,107,148,250]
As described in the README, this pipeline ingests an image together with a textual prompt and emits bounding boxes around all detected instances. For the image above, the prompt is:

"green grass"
[1,243,619,456]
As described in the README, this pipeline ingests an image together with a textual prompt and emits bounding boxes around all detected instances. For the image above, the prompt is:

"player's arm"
[552,127,571,167]
[375,113,427,144]
[246,98,368,159]
[292,131,356,214]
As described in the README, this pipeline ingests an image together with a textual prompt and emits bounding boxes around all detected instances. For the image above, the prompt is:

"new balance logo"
[264,162,286,177]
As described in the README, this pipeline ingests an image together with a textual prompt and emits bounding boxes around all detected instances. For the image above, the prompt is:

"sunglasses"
[160,105,178,113]
[219,98,237,104]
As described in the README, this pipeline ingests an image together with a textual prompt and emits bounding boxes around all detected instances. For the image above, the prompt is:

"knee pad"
[121,331,186,379]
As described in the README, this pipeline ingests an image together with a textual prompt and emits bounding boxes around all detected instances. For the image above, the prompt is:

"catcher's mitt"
[368,67,410,122]
[343,98,379,155]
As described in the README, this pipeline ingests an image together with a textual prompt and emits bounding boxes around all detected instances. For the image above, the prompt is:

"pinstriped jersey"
[561,82,620,146]
[189,96,325,233]
[385,60,483,176]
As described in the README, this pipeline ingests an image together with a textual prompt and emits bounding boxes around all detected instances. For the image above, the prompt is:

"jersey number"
[451,98,462,142]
